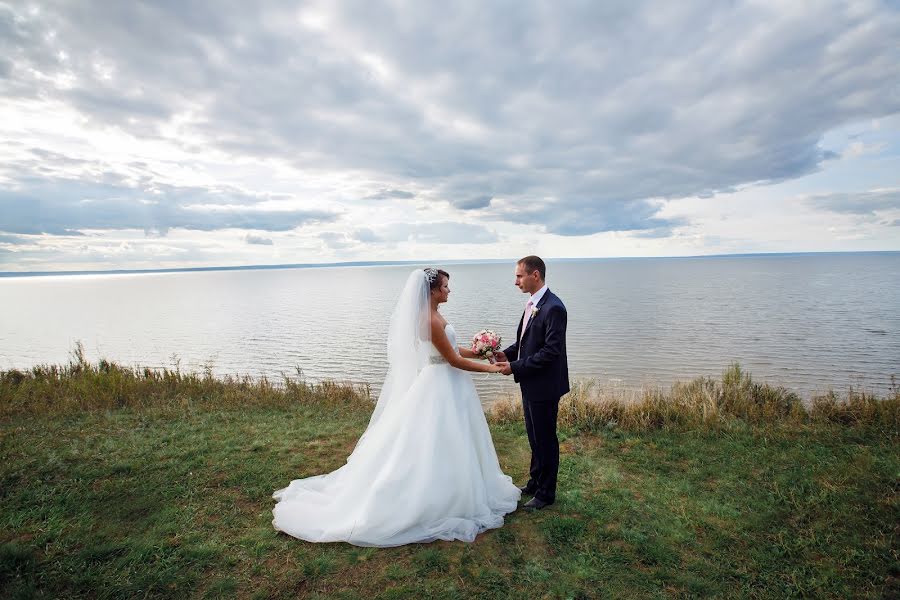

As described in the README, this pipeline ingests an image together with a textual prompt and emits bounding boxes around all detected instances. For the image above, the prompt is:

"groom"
[495,255,569,511]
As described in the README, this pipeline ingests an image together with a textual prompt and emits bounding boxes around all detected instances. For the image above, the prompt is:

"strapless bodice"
[428,323,457,364]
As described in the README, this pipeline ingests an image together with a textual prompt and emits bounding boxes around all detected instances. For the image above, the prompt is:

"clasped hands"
[489,351,513,376]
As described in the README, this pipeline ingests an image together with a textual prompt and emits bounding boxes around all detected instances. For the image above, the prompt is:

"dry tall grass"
[0,342,370,419]
[3,347,897,433]
[489,363,899,433]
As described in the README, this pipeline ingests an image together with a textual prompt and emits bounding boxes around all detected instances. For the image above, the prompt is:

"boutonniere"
[531,306,540,319]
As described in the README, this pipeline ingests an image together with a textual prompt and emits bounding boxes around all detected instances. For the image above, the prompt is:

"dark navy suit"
[502,289,569,503]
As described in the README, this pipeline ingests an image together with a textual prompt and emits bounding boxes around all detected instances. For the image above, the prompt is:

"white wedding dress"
[272,271,520,546]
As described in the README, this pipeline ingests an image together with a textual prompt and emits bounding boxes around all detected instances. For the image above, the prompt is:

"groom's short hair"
[518,255,546,280]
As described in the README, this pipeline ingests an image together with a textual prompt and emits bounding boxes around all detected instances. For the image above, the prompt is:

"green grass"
[1,355,898,598]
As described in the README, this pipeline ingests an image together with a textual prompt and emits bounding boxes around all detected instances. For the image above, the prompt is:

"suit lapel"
[521,290,551,344]
[516,302,527,343]
[536,290,552,310]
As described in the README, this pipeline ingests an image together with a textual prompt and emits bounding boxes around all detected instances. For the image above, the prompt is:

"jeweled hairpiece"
[424,268,438,284]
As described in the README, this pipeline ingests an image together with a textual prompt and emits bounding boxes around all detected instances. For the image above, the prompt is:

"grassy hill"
[1,353,897,598]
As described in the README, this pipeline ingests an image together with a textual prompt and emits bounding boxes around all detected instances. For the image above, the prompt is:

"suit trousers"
[522,394,560,503]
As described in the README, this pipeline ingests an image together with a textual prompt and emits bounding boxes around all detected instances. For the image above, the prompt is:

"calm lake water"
[1,253,898,402]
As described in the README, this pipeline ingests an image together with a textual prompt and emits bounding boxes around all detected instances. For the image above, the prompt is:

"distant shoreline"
[2,250,897,279]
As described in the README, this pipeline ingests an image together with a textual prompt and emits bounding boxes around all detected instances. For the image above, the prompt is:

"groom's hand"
[496,361,513,376]
[493,351,507,363]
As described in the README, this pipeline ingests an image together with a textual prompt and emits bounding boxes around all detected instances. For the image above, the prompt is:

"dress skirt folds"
[272,324,520,547]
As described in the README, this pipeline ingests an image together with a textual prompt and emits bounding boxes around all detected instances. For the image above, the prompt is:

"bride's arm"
[431,318,502,373]
[458,346,479,359]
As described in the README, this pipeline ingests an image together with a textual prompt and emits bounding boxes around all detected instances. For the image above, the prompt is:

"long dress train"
[272,323,520,546]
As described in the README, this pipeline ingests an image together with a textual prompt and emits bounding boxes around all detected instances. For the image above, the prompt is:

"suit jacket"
[502,289,570,401]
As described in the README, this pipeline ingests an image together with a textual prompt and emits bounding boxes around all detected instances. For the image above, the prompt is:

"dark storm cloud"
[0,176,336,235]
[364,189,416,200]
[805,190,900,217]
[491,197,686,236]
[245,234,274,245]
[1,1,899,237]
[453,195,492,210]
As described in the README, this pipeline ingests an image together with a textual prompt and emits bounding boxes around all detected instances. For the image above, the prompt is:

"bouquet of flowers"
[471,330,502,361]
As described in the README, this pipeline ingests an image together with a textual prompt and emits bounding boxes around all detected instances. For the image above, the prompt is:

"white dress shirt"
[528,284,549,309]
[521,284,548,340]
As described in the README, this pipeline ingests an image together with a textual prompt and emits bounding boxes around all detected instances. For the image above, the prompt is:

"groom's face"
[514,264,541,294]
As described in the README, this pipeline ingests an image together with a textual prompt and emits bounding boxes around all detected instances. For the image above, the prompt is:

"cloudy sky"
[1,0,899,272]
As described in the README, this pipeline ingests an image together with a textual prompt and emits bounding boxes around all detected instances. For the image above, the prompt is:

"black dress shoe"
[519,486,535,496]
[523,497,551,511]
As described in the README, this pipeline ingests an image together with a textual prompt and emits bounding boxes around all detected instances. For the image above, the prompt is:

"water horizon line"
[1,250,898,279]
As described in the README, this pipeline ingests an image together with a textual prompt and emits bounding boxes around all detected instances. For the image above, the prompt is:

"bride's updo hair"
[424,268,450,291]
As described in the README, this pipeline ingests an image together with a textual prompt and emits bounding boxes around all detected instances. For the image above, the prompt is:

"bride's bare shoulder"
[429,312,448,335]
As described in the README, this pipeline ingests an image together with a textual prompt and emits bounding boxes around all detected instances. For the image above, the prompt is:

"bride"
[272,268,521,546]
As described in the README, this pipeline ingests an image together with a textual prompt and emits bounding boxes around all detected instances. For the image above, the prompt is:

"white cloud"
[0,0,898,271]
